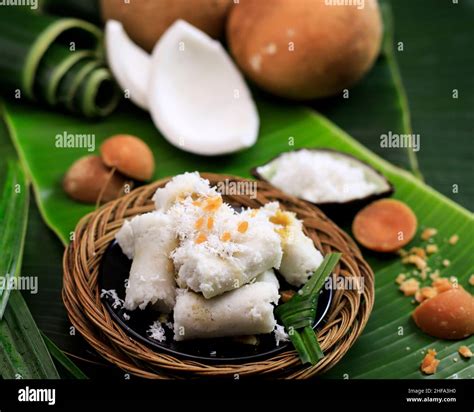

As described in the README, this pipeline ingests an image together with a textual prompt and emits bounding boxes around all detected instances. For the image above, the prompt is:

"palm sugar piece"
[432,278,453,293]
[448,234,459,245]
[420,349,440,375]
[397,248,408,257]
[280,290,296,303]
[412,288,474,339]
[421,227,437,241]
[409,247,427,259]
[402,254,427,270]
[221,231,231,242]
[400,278,420,296]
[430,270,441,281]
[458,346,473,359]
[420,268,428,281]
[352,199,417,253]
[195,233,207,244]
[395,273,407,285]
[415,286,438,303]
[469,274,474,286]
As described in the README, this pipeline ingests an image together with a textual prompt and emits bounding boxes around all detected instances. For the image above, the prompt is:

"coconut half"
[105,20,150,110]
[149,20,259,156]
[253,149,394,216]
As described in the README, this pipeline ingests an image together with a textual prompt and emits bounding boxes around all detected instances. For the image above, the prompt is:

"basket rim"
[62,172,375,379]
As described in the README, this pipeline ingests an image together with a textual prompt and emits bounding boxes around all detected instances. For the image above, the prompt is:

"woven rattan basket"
[63,173,374,379]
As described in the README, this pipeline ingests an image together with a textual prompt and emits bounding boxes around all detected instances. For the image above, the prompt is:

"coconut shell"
[101,0,232,52]
[100,135,155,181]
[252,148,394,222]
[412,288,474,340]
[63,155,128,204]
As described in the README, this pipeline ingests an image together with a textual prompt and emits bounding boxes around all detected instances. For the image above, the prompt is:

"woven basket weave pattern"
[63,173,374,379]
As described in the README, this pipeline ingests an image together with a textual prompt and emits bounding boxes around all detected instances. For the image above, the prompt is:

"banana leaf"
[389,0,473,210]
[1,0,472,379]
[4,94,473,378]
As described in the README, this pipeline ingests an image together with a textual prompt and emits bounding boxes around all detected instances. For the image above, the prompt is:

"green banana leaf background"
[0,0,472,379]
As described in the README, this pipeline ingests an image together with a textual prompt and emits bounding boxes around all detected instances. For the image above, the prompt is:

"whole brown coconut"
[227,0,382,100]
[100,135,155,181]
[63,156,128,204]
[101,0,233,52]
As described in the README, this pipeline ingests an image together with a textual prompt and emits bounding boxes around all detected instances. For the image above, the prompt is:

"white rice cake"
[173,274,279,341]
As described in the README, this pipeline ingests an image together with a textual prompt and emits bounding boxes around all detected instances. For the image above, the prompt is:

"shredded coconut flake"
[147,321,167,342]
[100,289,124,309]
[260,150,382,203]
[274,324,289,346]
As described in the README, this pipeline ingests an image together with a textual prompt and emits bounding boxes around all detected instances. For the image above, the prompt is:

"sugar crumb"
[448,234,459,245]
[421,228,437,241]
[420,349,439,375]
[400,278,420,296]
[458,346,473,359]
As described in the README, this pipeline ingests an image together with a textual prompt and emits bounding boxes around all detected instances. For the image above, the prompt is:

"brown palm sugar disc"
[352,198,417,253]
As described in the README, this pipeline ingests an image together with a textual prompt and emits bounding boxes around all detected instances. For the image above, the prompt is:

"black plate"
[99,241,333,363]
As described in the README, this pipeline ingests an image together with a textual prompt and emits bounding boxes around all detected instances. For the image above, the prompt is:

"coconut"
[227,0,382,100]
[105,20,150,110]
[101,0,232,52]
[148,20,259,156]
[253,149,393,216]
[100,134,155,181]
[63,155,128,204]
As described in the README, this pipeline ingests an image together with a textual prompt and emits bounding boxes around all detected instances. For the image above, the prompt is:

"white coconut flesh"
[105,20,150,110]
[256,150,391,203]
[149,20,259,156]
